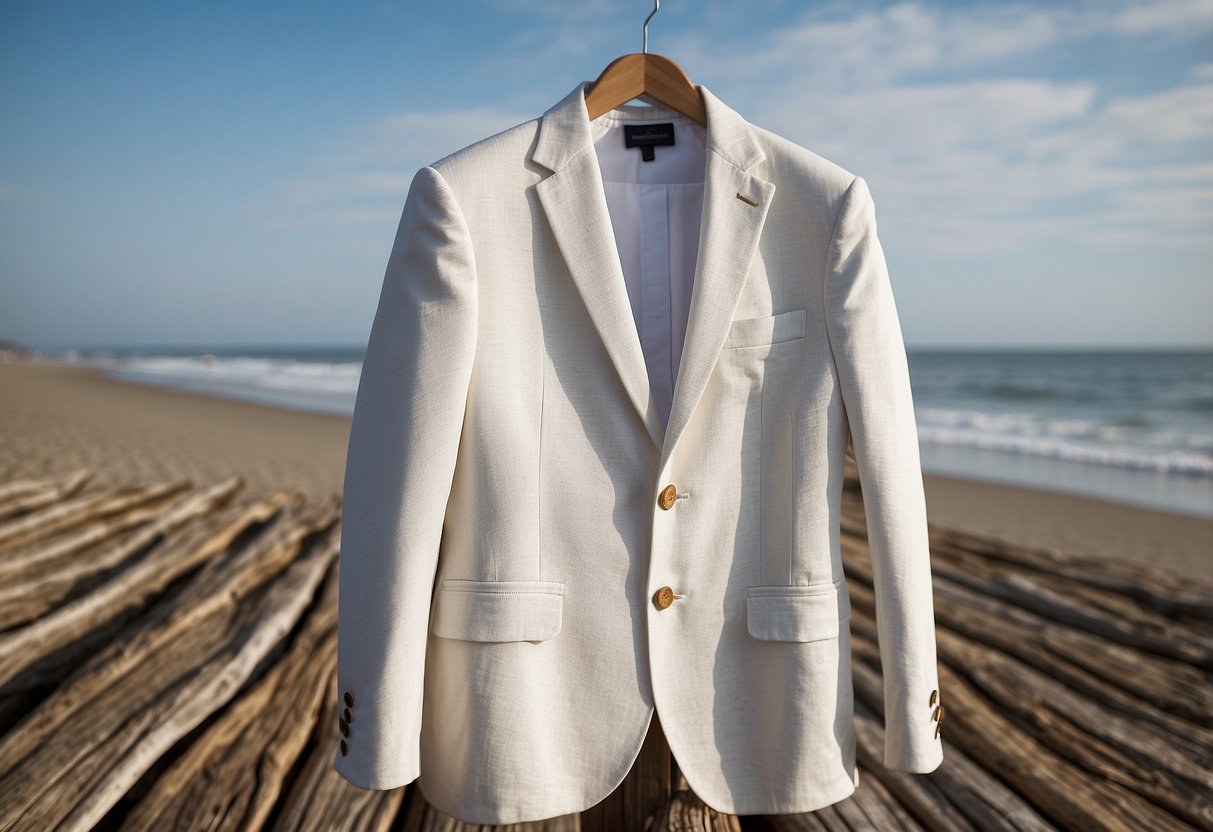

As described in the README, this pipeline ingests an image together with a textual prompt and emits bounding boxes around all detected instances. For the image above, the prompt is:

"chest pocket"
[723,307,806,350]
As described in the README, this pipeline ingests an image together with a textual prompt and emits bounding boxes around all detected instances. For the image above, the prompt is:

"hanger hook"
[643,0,659,54]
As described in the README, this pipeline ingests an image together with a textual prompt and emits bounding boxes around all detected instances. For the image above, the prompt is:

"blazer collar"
[532,80,775,472]
[532,79,767,174]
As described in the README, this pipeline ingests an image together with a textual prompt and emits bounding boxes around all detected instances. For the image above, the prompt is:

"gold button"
[929,689,937,707]
[344,691,354,707]
[658,484,677,510]
[934,720,942,740]
[340,739,348,756]
[931,704,943,723]
[653,586,676,609]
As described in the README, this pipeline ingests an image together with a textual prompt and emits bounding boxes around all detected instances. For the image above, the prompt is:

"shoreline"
[1,359,1209,582]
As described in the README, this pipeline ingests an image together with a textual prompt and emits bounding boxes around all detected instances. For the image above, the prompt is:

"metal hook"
[643,0,660,54]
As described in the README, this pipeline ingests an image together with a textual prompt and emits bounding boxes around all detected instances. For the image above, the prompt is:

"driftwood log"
[0,456,1209,831]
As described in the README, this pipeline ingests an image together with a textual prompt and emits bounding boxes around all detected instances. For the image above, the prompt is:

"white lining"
[589,104,707,429]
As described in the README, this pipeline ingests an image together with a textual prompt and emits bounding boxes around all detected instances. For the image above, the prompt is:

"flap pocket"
[746,579,850,642]
[432,579,564,642]
[724,307,807,349]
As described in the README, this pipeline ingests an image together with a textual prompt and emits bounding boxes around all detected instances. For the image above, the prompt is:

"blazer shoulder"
[749,122,858,203]
[426,116,543,191]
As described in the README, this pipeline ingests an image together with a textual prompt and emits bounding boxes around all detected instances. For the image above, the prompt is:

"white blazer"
[333,79,945,824]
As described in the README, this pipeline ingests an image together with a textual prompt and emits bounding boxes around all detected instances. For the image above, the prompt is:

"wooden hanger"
[583,0,707,127]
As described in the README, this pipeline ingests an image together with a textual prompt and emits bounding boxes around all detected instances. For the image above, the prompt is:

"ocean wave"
[83,353,362,396]
[917,414,1213,477]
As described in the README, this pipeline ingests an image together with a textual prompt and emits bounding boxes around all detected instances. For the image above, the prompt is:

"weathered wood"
[933,627,1213,827]
[847,667,975,832]
[0,489,300,687]
[0,482,196,584]
[853,698,1058,832]
[268,665,406,832]
[849,703,980,832]
[0,494,337,781]
[924,578,1213,735]
[122,551,340,830]
[0,514,337,832]
[840,487,1213,617]
[760,808,833,830]
[0,481,186,555]
[927,525,1213,618]
[836,762,932,832]
[0,477,249,630]
[647,785,741,831]
[0,468,92,520]
[0,465,1208,831]
[400,786,579,832]
[842,527,1212,667]
[0,494,337,751]
[847,568,1213,756]
[923,546,1213,665]
[849,620,1198,832]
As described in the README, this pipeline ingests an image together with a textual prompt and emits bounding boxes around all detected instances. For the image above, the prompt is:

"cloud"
[669,0,1213,255]
[763,73,1212,257]
[1102,0,1213,35]
[666,2,1209,88]
[256,103,534,228]
[268,0,1213,254]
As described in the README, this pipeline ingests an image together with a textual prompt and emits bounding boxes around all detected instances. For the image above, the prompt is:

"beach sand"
[2,359,1209,581]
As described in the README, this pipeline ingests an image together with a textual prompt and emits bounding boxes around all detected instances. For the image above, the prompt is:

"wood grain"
[0,454,1208,831]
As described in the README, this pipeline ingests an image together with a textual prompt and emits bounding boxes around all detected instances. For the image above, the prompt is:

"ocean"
[56,346,1213,518]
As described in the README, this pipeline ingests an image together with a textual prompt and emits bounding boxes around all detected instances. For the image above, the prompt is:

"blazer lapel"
[532,81,775,467]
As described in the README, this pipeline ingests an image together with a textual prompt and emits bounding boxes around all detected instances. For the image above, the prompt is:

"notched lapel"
[664,156,774,471]
[535,143,664,451]
[533,85,664,453]
[532,81,775,465]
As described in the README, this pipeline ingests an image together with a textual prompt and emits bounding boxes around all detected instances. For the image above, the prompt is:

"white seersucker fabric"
[333,80,945,824]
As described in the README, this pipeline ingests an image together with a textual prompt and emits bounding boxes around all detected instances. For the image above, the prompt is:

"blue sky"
[2,0,1210,350]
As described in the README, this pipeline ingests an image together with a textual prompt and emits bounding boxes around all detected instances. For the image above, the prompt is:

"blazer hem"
[688,763,861,818]
[412,706,658,825]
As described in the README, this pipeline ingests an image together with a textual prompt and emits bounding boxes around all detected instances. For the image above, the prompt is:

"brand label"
[623,122,676,162]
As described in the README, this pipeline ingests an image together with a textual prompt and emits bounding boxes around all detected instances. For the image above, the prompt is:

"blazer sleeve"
[824,175,944,774]
[333,164,477,790]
